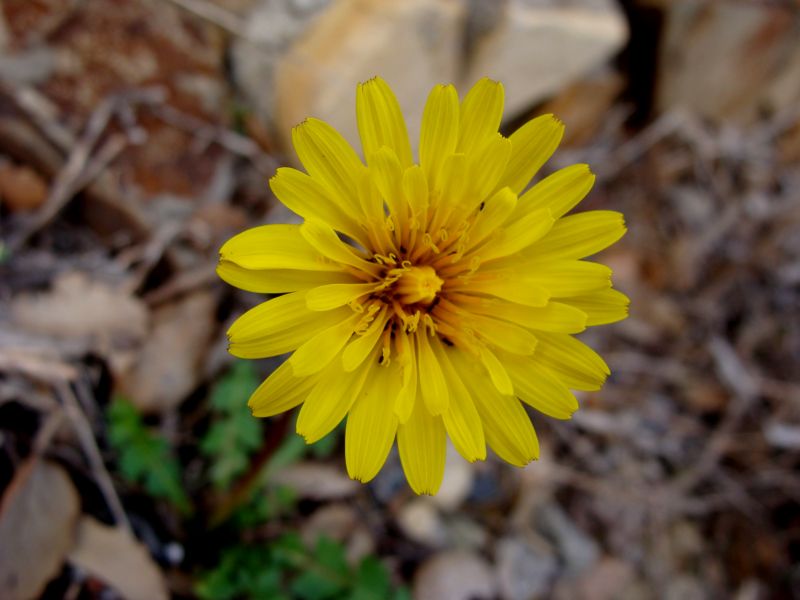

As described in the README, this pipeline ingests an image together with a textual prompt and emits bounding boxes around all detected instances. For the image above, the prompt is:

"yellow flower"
[217,77,628,495]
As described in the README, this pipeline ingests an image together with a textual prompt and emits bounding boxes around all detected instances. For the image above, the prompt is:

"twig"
[165,0,251,39]
[669,337,757,496]
[57,381,132,533]
[150,103,277,174]
[6,87,166,251]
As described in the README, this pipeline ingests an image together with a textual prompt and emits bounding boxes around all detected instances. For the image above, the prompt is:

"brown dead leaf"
[11,272,149,365]
[68,516,168,600]
[0,459,80,600]
[117,290,216,412]
[0,162,48,212]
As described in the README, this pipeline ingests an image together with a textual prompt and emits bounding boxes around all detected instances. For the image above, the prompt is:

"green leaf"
[291,570,343,600]
[201,361,262,489]
[313,537,349,579]
[106,397,190,513]
[195,545,279,600]
[350,557,390,600]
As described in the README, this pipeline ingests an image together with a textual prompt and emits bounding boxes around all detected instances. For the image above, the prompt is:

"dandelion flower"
[217,77,628,495]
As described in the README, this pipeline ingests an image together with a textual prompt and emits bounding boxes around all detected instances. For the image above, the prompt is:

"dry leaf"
[0,459,80,600]
[68,516,169,600]
[11,272,148,357]
[117,290,216,412]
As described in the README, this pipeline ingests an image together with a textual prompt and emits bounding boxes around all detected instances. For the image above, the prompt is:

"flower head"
[217,77,628,494]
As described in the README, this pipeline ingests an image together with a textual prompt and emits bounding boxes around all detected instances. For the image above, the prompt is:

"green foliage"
[201,361,263,489]
[106,397,190,513]
[196,534,409,600]
[230,484,297,531]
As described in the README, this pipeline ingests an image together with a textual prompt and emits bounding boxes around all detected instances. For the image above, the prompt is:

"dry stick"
[151,103,277,174]
[57,381,132,533]
[669,337,759,497]
[6,86,167,252]
[165,0,250,38]
[0,81,76,150]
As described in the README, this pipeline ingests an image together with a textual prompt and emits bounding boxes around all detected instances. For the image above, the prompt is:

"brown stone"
[274,0,465,156]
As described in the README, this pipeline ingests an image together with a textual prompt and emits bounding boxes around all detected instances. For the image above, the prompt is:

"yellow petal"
[306,282,378,311]
[342,307,390,371]
[369,146,405,221]
[436,152,468,208]
[451,277,549,307]
[516,163,595,220]
[288,312,360,377]
[460,296,587,334]
[452,351,539,466]
[458,78,504,155]
[467,133,512,206]
[219,224,340,272]
[356,77,413,168]
[433,343,486,462]
[248,359,318,417]
[500,114,564,194]
[415,331,449,415]
[563,289,630,326]
[296,354,372,443]
[216,260,353,294]
[477,207,554,262]
[228,293,351,358]
[300,221,381,276]
[398,396,446,495]
[519,260,612,298]
[393,329,418,423]
[526,210,626,260]
[464,311,537,355]
[466,187,517,250]
[402,165,429,219]
[270,167,366,245]
[533,332,610,391]
[345,362,401,482]
[419,84,459,193]
[478,346,514,396]
[292,118,365,211]
[504,356,578,419]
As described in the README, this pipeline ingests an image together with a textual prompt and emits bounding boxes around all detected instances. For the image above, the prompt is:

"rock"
[496,535,558,600]
[537,67,625,147]
[413,550,496,600]
[535,503,600,577]
[430,443,475,512]
[655,2,800,124]
[568,556,636,600]
[271,462,360,500]
[463,0,628,121]
[232,0,332,124]
[397,497,448,547]
[301,503,375,565]
[273,0,465,154]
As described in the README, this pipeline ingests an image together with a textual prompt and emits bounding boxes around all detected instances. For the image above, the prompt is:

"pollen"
[393,265,443,306]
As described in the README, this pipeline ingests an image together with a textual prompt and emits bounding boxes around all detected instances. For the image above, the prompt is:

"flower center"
[394,265,443,306]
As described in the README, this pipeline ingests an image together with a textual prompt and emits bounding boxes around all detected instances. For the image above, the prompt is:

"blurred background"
[1,0,799,598]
